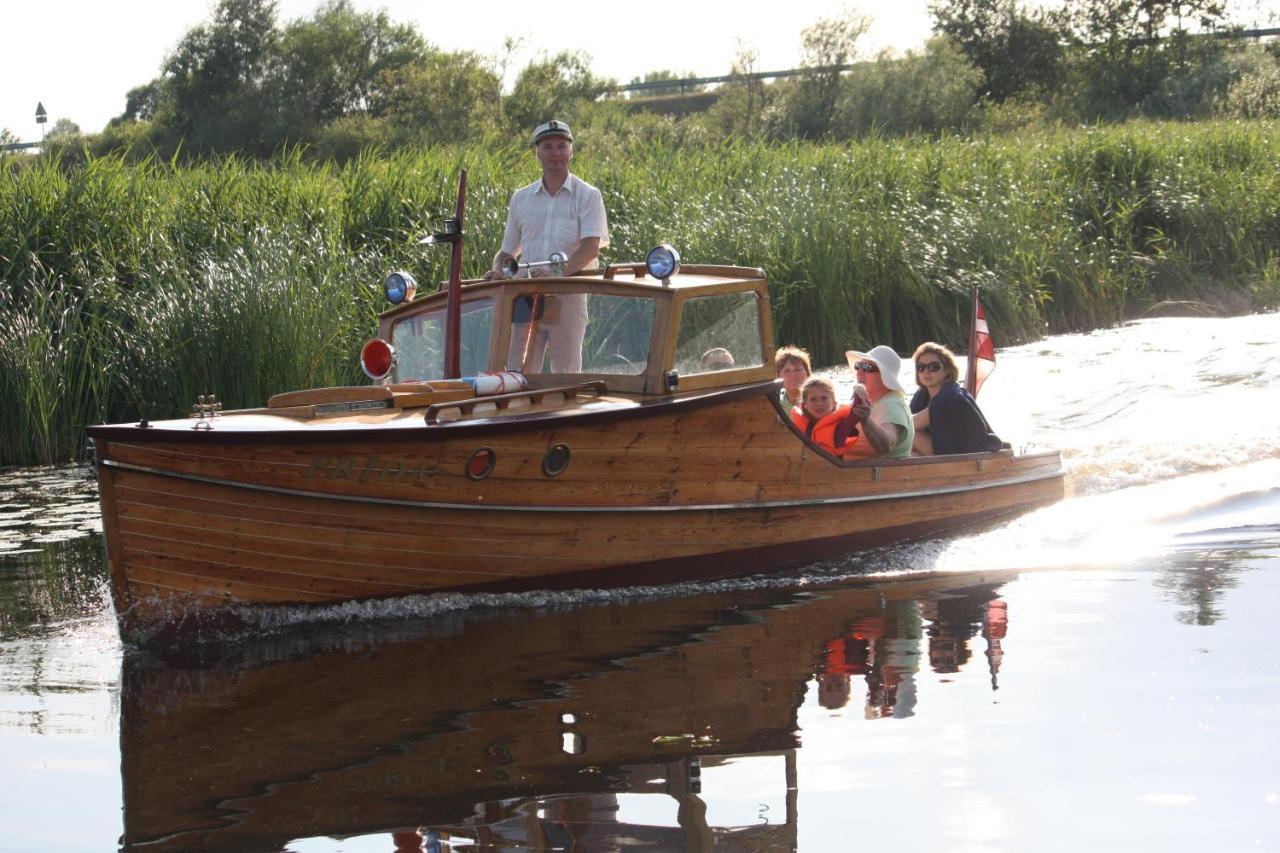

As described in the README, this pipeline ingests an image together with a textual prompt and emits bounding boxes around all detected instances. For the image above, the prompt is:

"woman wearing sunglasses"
[842,345,915,460]
[909,342,1003,456]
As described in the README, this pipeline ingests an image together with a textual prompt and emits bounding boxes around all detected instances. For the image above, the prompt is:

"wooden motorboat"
[119,571,1015,851]
[88,175,1063,635]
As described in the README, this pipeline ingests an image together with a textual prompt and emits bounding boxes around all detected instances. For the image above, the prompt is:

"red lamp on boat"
[360,338,396,380]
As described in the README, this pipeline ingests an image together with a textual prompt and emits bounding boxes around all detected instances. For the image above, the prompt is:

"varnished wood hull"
[90,384,1063,633]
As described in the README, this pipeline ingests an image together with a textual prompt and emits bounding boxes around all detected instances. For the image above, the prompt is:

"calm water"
[2,312,1279,852]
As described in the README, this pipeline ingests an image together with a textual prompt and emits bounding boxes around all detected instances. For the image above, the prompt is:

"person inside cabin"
[700,347,735,371]
[909,342,1003,455]
[774,345,812,409]
[791,376,860,457]
[843,345,914,460]
[483,119,610,373]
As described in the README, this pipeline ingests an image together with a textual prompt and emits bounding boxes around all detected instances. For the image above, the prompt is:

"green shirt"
[871,392,914,458]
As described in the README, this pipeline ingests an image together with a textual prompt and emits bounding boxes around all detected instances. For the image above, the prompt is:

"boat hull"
[92,386,1064,630]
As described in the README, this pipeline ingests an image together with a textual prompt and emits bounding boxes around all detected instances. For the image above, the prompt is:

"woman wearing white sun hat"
[842,344,914,459]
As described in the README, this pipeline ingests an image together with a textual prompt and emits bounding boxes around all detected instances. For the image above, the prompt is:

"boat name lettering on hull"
[304,454,437,483]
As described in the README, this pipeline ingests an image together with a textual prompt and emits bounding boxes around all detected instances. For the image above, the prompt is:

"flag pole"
[444,170,467,379]
[965,285,979,393]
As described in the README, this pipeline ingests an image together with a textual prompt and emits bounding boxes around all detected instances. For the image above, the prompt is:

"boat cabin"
[370,258,777,398]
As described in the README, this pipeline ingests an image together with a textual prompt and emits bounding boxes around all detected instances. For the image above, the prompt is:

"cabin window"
[390,298,493,381]
[673,291,764,375]
[507,291,655,375]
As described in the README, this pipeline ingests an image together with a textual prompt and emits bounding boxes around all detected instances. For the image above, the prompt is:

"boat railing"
[424,380,609,425]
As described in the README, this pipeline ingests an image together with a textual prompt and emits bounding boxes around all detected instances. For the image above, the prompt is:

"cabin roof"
[380,263,768,322]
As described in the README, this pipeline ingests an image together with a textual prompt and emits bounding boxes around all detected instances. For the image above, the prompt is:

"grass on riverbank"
[2,121,1278,465]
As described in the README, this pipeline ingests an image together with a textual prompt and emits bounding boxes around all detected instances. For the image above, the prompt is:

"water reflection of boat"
[88,176,1063,635]
[119,571,1016,851]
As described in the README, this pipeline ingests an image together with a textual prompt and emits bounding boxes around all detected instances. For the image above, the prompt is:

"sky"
[1,0,942,138]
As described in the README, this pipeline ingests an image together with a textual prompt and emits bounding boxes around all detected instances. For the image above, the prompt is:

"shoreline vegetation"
[2,121,1278,466]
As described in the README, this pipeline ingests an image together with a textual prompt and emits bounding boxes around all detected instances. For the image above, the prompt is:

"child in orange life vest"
[792,376,861,457]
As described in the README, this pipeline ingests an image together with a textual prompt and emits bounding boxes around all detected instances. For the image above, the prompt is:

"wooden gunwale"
[88,385,1061,482]
[99,454,1061,512]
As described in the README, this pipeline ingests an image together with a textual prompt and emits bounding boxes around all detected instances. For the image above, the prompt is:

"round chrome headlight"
[646,244,681,281]
[384,271,417,305]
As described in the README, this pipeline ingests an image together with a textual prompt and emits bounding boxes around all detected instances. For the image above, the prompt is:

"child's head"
[800,376,837,419]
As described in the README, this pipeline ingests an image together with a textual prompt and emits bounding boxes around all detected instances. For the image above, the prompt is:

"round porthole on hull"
[542,444,571,477]
[466,448,496,480]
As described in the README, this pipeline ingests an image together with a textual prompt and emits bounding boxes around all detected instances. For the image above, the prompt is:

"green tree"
[788,12,869,139]
[155,0,282,154]
[930,0,1065,101]
[1061,0,1230,118]
[373,50,502,145]
[706,43,769,139]
[272,0,427,138]
[46,118,81,140]
[111,81,162,125]
[504,52,608,131]
[1221,45,1280,118]
[836,37,984,136]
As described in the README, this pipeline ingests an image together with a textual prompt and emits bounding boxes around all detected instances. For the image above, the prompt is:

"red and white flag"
[965,287,996,399]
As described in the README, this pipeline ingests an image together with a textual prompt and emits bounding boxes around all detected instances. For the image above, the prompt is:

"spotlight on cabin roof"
[646,244,681,284]
[384,271,417,305]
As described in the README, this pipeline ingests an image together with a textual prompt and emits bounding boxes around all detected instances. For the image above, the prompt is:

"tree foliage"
[77,0,1268,161]
[504,52,608,130]
[273,0,427,136]
[836,38,985,136]
[157,0,281,154]
[930,0,1064,101]
[787,11,870,139]
[374,51,502,145]
[1060,0,1231,118]
[706,44,770,139]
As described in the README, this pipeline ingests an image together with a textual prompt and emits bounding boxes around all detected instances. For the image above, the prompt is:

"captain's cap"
[533,119,573,145]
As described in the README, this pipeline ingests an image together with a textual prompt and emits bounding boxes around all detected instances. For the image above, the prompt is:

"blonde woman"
[774,345,812,409]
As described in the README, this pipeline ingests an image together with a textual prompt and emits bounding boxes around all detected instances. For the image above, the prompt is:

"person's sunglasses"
[853,361,879,373]
[916,361,943,374]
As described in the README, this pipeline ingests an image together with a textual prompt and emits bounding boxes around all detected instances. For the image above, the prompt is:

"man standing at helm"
[485,119,610,373]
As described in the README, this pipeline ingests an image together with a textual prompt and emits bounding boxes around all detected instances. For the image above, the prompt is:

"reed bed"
[2,121,1277,465]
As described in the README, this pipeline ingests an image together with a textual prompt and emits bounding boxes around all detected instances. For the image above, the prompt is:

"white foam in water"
[924,458,1280,576]
[231,585,684,636]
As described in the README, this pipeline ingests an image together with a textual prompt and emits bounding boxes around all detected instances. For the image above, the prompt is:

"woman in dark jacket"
[909,342,1003,455]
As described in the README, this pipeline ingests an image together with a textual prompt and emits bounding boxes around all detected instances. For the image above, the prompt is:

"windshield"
[673,291,764,375]
[507,291,656,375]
[390,298,493,381]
